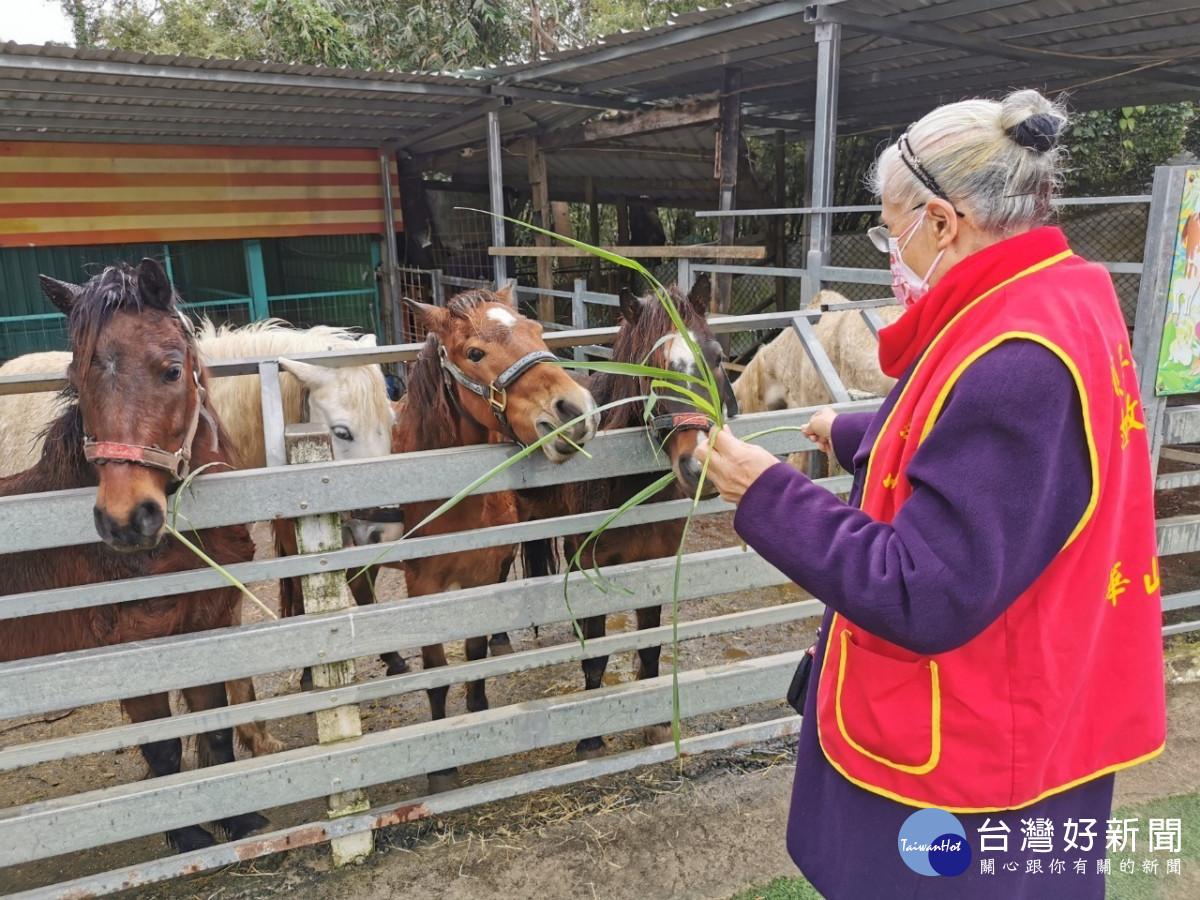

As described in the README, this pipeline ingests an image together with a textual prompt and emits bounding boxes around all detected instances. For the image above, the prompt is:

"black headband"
[898,133,952,202]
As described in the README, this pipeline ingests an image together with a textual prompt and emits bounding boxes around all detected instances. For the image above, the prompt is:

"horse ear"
[39,275,82,314]
[405,297,449,335]
[358,333,378,348]
[278,357,335,388]
[136,258,173,309]
[687,274,711,315]
[492,283,516,307]
[618,287,643,325]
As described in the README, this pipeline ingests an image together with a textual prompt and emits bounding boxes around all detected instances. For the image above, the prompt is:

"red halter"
[81,316,211,483]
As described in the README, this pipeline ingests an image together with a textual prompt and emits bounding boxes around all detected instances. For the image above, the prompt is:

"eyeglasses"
[867,203,924,253]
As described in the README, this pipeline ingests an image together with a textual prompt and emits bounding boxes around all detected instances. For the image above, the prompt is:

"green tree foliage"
[64,0,528,71]
[1064,103,1197,195]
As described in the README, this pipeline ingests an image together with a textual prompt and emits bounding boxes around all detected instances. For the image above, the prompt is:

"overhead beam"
[2,116,398,142]
[809,5,1200,93]
[538,99,719,151]
[489,245,766,259]
[496,0,810,86]
[0,78,468,115]
[0,98,434,129]
[490,84,645,112]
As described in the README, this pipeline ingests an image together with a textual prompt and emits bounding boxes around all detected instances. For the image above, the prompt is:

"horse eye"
[164,364,183,383]
[332,425,354,442]
[467,348,485,363]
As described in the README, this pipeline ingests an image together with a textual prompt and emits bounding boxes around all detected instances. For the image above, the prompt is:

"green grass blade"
[164,523,276,621]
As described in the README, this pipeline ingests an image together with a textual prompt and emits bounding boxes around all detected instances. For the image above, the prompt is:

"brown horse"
[523,283,739,759]
[287,286,598,791]
[0,259,267,851]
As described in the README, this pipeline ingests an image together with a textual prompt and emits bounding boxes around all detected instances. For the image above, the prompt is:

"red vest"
[816,248,1166,811]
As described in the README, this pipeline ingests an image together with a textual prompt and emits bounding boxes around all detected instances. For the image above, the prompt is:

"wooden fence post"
[285,422,373,867]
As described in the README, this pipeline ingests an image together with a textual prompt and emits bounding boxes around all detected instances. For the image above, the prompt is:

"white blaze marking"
[665,330,700,372]
[487,307,517,327]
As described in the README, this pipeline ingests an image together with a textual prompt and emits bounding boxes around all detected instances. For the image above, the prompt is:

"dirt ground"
[6,479,1200,899]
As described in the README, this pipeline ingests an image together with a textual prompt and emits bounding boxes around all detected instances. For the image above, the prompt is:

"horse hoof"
[643,723,673,746]
[575,737,606,760]
[236,724,285,757]
[385,655,410,676]
[489,635,514,656]
[166,825,218,853]
[221,812,270,841]
[428,769,460,794]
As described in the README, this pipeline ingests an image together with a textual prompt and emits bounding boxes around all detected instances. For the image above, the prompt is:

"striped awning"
[0,142,401,247]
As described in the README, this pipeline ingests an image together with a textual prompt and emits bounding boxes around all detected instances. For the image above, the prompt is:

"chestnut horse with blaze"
[285,286,599,792]
[0,259,267,851]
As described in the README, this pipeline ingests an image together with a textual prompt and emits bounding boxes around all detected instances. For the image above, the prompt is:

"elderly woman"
[696,89,1165,898]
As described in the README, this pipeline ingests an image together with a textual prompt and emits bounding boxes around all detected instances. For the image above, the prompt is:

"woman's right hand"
[801,407,838,454]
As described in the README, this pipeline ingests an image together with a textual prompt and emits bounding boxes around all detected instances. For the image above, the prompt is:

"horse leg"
[122,693,218,852]
[575,614,609,760]
[464,636,489,712]
[181,683,270,841]
[227,676,285,756]
[489,548,518,656]
[422,643,459,793]
[635,605,672,746]
[349,565,409,676]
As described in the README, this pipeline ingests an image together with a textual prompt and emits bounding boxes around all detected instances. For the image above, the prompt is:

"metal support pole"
[487,110,508,289]
[715,66,743,322]
[285,424,373,868]
[1132,166,1189,474]
[379,153,400,349]
[806,21,841,302]
[572,279,587,361]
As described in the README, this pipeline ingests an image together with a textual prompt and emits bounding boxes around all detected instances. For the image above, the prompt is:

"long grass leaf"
[163,523,277,621]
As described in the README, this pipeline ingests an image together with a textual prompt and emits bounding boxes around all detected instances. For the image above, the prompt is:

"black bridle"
[438,342,559,448]
[650,411,715,443]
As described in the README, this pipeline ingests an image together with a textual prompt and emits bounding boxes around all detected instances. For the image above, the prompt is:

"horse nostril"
[555,398,582,423]
[132,500,165,538]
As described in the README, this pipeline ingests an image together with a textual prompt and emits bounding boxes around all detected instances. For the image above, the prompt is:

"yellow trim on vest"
[861,250,1074,504]
[917,332,1100,549]
[820,739,1165,814]
[832,627,942,775]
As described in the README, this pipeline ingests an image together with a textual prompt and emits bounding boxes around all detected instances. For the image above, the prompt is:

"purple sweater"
[736,341,1110,898]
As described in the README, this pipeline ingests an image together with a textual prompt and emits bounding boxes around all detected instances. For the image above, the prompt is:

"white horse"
[0,319,394,755]
[733,291,903,413]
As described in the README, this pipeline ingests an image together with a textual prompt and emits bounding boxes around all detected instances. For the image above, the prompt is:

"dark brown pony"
[523,282,738,759]
[299,286,598,791]
[0,259,267,851]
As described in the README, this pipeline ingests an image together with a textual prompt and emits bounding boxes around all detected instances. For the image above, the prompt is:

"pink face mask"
[888,211,945,307]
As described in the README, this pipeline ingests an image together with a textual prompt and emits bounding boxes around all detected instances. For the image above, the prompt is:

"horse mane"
[195,318,391,467]
[593,285,711,430]
[395,336,458,452]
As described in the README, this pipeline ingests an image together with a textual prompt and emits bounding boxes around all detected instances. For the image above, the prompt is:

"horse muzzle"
[94,498,166,552]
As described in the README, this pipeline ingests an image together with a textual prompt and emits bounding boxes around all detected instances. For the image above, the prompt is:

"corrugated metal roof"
[0,41,496,148]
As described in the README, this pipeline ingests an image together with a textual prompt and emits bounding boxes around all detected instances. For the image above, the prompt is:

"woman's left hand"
[693,425,780,505]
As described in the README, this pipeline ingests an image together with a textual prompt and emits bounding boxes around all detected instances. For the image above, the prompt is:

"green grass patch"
[1106,792,1200,900]
[727,875,822,900]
